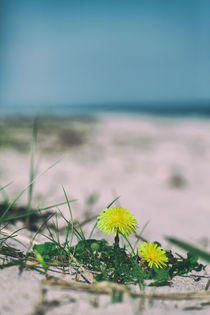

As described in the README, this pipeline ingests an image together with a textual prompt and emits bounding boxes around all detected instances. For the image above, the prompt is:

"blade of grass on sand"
[1,189,10,207]
[1,199,76,223]
[26,119,38,227]
[55,213,60,244]
[75,220,86,240]
[25,212,56,258]
[0,182,13,192]
[0,158,62,223]
[88,196,120,239]
[57,208,82,242]
[62,187,74,246]
[61,190,86,244]
[166,236,210,263]
[0,184,12,208]
[0,227,28,248]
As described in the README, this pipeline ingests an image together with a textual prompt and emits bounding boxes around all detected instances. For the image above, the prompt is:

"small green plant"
[29,204,205,288]
[0,178,206,290]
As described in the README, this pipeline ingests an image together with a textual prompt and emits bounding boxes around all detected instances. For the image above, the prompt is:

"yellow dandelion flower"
[97,207,138,237]
[138,242,168,269]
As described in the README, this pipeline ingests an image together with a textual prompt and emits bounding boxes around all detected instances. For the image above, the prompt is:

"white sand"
[1,115,210,314]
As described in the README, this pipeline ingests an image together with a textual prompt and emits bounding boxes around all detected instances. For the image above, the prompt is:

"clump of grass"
[0,187,206,288]
[24,199,205,289]
[31,232,205,287]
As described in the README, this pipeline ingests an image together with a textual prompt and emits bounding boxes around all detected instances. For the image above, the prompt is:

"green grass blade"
[75,220,86,240]
[1,199,76,222]
[57,208,82,242]
[88,222,98,240]
[0,182,13,192]
[119,232,135,256]
[88,196,120,239]
[27,119,38,214]
[166,236,210,263]
[24,212,56,258]
[57,207,72,244]
[0,227,28,248]
[106,196,121,209]
[37,199,77,211]
[55,213,60,244]
[38,232,57,244]
[0,191,27,223]
[32,212,56,243]
[0,158,62,223]
[62,187,74,246]
[1,189,10,206]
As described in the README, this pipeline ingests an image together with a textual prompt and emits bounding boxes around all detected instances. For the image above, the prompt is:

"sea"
[1,102,210,119]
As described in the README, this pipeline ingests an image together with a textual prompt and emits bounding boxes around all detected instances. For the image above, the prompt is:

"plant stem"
[114,231,120,282]
[114,231,119,252]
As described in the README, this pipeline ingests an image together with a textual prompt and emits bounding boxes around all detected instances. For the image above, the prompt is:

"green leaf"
[34,249,48,271]
[149,267,169,286]
[166,236,210,263]
[33,242,57,260]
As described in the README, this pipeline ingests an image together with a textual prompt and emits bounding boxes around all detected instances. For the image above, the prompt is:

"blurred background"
[1,0,210,115]
[1,0,210,246]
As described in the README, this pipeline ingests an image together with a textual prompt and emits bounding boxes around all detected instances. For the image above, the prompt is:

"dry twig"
[42,278,210,301]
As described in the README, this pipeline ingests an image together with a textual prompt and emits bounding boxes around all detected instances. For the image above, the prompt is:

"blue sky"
[1,0,210,107]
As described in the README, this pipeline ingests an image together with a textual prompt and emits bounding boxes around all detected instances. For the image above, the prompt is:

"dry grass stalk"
[42,278,210,301]
[1,228,40,245]
[68,252,94,283]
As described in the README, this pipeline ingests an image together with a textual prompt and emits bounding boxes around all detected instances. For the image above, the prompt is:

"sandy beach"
[1,115,210,314]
